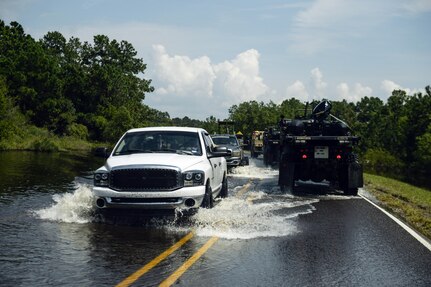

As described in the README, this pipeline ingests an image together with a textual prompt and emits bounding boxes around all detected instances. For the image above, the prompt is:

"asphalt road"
[109,173,431,287]
[1,156,430,287]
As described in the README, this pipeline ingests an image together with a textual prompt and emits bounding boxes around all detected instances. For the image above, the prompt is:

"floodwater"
[0,151,430,286]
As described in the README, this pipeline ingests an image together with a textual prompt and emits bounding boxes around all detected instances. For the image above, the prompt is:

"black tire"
[201,183,214,208]
[344,188,358,196]
[219,175,228,198]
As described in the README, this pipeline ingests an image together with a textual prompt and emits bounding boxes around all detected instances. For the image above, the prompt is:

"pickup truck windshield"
[212,136,238,146]
[113,131,202,156]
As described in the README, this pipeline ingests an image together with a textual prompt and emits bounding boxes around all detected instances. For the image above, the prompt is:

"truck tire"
[279,161,295,193]
[345,188,358,196]
[201,183,214,208]
[219,175,228,198]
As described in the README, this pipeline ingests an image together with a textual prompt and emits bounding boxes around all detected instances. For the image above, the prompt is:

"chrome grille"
[110,167,182,191]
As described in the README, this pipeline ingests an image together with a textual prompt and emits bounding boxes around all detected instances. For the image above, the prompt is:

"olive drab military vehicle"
[278,100,363,195]
[250,130,264,158]
[263,127,281,166]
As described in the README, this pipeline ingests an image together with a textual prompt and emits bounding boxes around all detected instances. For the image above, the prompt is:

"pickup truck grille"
[110,167,182,191]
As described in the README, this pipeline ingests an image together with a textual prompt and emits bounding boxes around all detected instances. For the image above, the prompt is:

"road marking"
[158,178,254,286]
[360,194,431,251]
[236,180,252,198]
[116,231,194,287]
[159,236,220,287]
[117,179,254,287]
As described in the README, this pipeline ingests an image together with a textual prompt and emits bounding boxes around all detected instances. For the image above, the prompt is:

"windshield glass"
[113,131,202,156]
[211,136,238,146]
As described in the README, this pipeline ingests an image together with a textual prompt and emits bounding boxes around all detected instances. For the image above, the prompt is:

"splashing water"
[34,184,95,224]
[229,159,278,179]
[187,191,318,239]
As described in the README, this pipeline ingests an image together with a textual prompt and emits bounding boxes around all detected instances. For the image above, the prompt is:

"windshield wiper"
[176,150,194,155]
[155,148,177,153]
[115,149,154,155]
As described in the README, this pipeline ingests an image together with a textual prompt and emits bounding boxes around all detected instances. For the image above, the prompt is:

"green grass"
[364,173,431,240]
[0,125,105,152]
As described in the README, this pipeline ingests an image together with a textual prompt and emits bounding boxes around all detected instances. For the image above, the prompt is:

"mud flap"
[348,162,363,188]
[279,161,295,187]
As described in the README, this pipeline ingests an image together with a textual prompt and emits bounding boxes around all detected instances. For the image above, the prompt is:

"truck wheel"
[219,175,228,198]
[279,161,295,193]
[201,183,214,208]
[280,183,294,193]
[344,188,358,196]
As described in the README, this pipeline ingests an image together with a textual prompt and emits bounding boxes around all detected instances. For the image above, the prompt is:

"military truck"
[263,127,281,166]
[250,130,264,158]
[278,100,363,195]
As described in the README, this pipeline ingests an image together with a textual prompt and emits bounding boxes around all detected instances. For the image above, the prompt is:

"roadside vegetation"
[364,174,431,240]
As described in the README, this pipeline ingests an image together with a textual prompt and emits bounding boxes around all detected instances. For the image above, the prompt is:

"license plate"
[314,146,328,159]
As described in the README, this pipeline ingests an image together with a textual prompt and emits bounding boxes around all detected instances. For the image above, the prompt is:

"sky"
[1,0,430,120]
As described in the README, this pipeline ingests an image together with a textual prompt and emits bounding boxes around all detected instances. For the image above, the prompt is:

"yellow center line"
[158,236,220,287]
[159,179,253,286]
[236,180,252,198]
[116,231,194,287]
[117,179,254,287]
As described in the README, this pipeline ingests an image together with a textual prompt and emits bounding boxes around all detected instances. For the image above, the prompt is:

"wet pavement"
[0,152,430,286]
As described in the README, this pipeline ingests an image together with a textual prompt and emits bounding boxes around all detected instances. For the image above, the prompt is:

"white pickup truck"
[92,127,229,211]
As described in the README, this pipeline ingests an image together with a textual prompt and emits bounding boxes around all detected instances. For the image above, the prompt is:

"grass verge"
[0,126,108,152]
[364,173,431,241]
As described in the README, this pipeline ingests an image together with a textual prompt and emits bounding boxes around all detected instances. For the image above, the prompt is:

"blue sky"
[1,0,430,119]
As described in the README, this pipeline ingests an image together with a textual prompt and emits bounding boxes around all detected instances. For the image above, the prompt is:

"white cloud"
[286,68,373,103]
[310,67,327,99]
[336,83,373,102]
[213,49,269,105]
[286,81,309,102]
[380,80,423,99]
[148,45,270,119]
[152,44,215,99]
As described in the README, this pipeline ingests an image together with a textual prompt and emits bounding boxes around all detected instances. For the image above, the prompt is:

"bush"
[66,123,89,140]
[363,148,404,176]
[31,137,60,152]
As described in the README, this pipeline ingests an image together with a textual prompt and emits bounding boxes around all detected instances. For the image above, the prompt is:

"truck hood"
[104,153,204,171]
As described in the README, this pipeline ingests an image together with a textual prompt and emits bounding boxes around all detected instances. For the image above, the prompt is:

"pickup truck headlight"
[94,172,109,187]
[183,171,204,186]
[231,150,241,157]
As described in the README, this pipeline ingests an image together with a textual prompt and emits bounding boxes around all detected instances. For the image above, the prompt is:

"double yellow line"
[116,180,252,287]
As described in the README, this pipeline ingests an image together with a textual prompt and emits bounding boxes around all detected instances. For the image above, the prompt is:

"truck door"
[202,132,222,191]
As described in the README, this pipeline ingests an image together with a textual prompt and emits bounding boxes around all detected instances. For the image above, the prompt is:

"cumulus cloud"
[286,81,309,102]
[148,45,270,119]
[213,49,269,105]
[285,67,327,102]
[310,67,327,99]
[286,68,374,103]
[380,80,423,99]
[336,83,373,102]
[152,44,215,99]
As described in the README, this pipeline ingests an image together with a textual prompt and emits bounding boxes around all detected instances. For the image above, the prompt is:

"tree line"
[1,20,430,187]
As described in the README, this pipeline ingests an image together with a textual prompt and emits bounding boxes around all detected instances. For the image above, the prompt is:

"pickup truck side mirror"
[209,146,231,158]
[94,147,111,158]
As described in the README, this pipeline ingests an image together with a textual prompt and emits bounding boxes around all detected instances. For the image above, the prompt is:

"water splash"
[34,184,95,224]
[188,192,318,239]
[229,159,278,179]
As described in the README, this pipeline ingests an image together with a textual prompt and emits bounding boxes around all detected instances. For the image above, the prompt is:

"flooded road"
[0,151,430,286]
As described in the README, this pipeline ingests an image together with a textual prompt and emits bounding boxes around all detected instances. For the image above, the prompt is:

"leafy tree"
[1,21,74,134]
[202,116,219,134]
